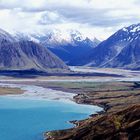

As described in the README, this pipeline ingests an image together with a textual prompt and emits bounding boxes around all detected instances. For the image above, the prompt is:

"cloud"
[0,0,139,39]
[38,11,65,25]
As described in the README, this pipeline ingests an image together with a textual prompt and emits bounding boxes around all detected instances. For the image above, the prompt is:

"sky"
[0,0,139,40]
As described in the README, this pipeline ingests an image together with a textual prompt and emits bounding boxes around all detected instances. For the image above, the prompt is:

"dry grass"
[0,87,24,95]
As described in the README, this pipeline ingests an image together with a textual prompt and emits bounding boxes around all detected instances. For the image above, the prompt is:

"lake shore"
[0,87,25,96]
[0,67,140,140]
[0,81,104,140]
[42,81,140,140]
[0,79,140,140]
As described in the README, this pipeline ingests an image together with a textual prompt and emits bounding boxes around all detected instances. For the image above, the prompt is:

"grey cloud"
[0,0,139,28]
[134,0,140,5]
[38,5,139,28]
[38,11,65,25]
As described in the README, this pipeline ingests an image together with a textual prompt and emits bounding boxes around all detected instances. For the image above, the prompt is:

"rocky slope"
[0,29,69,72]
[84,23,140,70]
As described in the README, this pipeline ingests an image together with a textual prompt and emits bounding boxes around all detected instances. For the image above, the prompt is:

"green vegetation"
[111,115,123,130]
[46,81,134,92]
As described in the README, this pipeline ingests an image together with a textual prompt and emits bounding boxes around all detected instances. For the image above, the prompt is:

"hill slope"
[0,29,69,72]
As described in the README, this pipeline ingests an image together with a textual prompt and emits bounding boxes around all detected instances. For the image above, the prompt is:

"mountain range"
[0,29,69,72]
[82,23,140,70]
[0,23,139,72]
[15,30,100,66]
[16,24,140,70]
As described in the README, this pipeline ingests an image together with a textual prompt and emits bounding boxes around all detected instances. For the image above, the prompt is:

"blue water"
[0,97,102,140]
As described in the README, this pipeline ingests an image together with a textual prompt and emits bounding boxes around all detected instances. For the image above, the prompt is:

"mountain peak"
[0,28,16,43]
[84,23,140,70]
[115,23,140,42]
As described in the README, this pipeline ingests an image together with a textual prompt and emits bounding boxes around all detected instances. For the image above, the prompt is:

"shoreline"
[0,80,140,140]
[0,86,25,96]
[0,82,104,140]
[0,82,104,109]
[45,92,107,140]
[43,81,140,140]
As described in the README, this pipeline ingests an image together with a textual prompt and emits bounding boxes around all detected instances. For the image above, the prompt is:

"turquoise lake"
[0,97,102,140]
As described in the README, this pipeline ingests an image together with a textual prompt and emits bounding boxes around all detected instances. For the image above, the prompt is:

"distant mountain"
[103,37,140,70]
[0,29,69,72]
[15,30,100,66]
[84,23,140,70]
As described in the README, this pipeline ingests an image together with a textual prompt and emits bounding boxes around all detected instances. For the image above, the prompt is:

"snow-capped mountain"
[0,28,17,43]
[0,29,69,72]
[45,31,100,66]
[17,30,100,66]
[84,23,140,70]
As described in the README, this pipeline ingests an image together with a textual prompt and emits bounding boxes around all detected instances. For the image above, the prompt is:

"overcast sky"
[0,0,139,40]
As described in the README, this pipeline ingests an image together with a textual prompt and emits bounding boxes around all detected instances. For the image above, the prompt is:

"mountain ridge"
[0,29,69,72]
[14,30,100,66]
[84,23,140,70]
